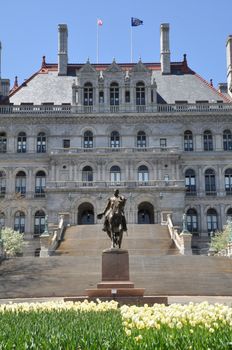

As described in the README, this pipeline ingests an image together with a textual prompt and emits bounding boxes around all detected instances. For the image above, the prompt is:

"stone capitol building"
[0,23,232,249]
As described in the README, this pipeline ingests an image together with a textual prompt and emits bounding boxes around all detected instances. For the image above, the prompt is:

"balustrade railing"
[1,102,232,115]
[50,146,180,155]
[46,179,185,189]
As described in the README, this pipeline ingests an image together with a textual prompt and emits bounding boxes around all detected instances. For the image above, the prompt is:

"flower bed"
[0,300,231,349]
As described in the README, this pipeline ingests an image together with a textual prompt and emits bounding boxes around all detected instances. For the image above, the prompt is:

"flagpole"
[97,22,99,64]
[130,25,133,63]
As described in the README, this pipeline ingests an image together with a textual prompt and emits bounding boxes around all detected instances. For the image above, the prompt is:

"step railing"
[166,214,184,253]
[40,214,66,256]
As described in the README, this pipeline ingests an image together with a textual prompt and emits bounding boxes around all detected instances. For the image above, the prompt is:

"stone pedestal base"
[86,248,145,298]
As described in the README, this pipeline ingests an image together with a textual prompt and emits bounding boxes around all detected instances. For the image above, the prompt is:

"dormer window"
[110,82,119,106]
[84,82,93,106]
[136,82,145,105]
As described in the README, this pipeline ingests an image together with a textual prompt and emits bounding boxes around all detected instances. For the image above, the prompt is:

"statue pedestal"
[102,248,129,281]
[86,248,145,298]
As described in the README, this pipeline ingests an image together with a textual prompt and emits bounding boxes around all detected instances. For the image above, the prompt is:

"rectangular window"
[63,139,70,148]
[160,138,167,149]
[99,91,104,104]
[125,90,130,103]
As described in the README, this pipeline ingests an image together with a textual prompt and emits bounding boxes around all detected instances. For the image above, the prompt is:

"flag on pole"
[131,17,143,26]
[97,18,103,26]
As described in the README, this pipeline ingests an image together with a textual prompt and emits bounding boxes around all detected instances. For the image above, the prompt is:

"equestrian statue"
[97,189,127,248]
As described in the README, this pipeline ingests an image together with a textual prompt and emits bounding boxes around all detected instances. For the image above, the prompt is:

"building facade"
[0,24,232,240]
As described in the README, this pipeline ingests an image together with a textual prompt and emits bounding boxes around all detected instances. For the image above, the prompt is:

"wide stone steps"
[0,224,231,298]
[55,224,179,256]
[0,255,231,298]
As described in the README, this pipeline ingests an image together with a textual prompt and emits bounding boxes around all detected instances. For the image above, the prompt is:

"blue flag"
[131,17,143,27]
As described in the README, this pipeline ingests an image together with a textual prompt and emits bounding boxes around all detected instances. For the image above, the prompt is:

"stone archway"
[78,202,94,225]
[138,202,154,224]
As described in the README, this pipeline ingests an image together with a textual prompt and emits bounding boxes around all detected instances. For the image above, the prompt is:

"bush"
[1,227,24,257]
[210,221,232,253]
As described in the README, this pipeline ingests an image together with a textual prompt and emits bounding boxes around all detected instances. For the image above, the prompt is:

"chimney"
[58,24,68,76]
[160,23,171,74]
[226,35,232,96]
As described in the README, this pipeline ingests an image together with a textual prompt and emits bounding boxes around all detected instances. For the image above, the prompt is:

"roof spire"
[12,76,18,90]
[182,53,189,73]
[41,55,46,69]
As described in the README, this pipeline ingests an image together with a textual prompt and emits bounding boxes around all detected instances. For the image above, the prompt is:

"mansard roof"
[9,59,231,105]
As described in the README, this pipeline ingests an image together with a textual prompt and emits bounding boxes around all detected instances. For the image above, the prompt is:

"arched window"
[0,212,5,228]
[203,130,213,151]
[205,169,216,195]
[138,165,149,184]
[137,131,146,148]
[136,82,145,105]
[34,210,45,235]
[35,171,46,197]
[14,211,25,233]
[17,132,27,153]
[186,208,198,233]
[223,130,232,151]
[110,165,121,184]
[0,132,7,153]
[207,208,218,233]
[0,171,6,197]
[110,82,119,106]
[37,132,46,153]
[185,169,196,195]
[83,82,93,106]
[226,208,232,221]
[83,131,93,149]
[82,166,93,186]
[184,130,193,151]
[110,131,120,148]
[15,171,26,195]
[225,168,232,194]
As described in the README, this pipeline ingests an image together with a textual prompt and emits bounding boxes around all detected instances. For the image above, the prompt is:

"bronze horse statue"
[97,189,127,249]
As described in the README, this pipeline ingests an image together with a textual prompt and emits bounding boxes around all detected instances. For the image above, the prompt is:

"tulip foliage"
[0,300,231,349]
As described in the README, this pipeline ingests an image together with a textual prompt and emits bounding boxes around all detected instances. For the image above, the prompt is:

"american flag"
[97,19,103,26]
[131,17,143,27]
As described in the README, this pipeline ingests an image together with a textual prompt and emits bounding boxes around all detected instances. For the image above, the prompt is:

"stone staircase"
[55,224,180,256]
[0,224,231,298]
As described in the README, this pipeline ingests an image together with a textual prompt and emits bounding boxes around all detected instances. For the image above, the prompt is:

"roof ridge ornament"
[41,56,46,69]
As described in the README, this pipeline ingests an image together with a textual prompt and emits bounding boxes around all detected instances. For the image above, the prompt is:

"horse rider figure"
[97,189,127,239]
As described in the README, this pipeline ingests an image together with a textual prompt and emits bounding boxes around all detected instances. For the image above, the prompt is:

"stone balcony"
[0,102,232,115]
[46,180,185,190]
[50,146,180,155]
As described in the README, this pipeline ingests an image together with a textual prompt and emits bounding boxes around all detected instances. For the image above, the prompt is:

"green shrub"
[210,221,232,253]
[1,227,24,257]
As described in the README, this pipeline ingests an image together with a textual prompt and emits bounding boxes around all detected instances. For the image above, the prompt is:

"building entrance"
[78,202,94,225]
[138,202,154,224]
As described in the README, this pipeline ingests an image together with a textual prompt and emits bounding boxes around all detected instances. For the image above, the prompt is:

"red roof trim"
[195,73,232,103]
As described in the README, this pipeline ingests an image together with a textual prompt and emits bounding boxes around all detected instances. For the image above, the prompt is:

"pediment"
[79,61,97,74]
[106,60,123,73]
[132,60,150,73]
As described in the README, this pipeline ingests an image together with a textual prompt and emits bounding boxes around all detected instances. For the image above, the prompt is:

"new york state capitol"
[0,23,232,244]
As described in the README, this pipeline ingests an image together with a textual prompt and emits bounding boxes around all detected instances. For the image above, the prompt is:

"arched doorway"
[138,202,154,224]
[78,202,94,225]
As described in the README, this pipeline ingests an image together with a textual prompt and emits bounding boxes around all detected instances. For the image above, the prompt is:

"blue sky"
[0,0,231,89]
